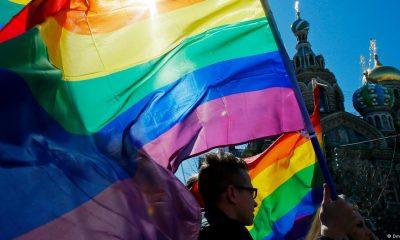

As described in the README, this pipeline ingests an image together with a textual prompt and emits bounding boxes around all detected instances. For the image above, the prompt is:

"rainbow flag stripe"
[0,0,305,170]
[0,1,28,28]
[246,97,323,239]
[0,0,305,239]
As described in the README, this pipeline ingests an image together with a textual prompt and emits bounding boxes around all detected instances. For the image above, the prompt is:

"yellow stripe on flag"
[40,0,264,81]
[8,0,30,5]
[248,133,321,231]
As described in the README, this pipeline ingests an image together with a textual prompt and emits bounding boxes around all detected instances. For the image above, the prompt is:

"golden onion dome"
[367,55,400,83]
[368,66,400,82]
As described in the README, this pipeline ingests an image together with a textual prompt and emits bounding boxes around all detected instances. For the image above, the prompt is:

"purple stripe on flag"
[17,158,201,240]
[140,87,304,171]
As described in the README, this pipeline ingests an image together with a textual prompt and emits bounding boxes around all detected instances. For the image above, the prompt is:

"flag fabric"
[0,0,306,239]
[245,87,323,240]
[0,0,305,170]
[0,0,29,29]
[3,33,201,239]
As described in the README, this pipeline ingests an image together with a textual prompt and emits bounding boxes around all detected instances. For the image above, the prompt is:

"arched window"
[375,115,382,129]
[334,89,344,111]
[366,116,372,124]
[389,116,394,128]
[394,89,399,99]
[320,88,327,113]
[369,116,376,126]
[309,55,315,65]
[382,115,389,129]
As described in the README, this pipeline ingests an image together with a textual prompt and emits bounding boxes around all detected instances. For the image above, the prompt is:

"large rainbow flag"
[246,87,323,239]
[0,0,306,239]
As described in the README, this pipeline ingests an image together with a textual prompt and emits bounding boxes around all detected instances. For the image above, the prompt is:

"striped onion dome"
[291,16,309,33]
[353,82,394,115]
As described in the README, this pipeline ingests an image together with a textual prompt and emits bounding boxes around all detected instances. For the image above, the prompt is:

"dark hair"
[198,153,248,208]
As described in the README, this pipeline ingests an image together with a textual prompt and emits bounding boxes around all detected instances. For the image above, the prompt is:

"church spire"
[291,0,309,42]
[291,1,322,71]
[295,0,300,19]
[290,1,345,114]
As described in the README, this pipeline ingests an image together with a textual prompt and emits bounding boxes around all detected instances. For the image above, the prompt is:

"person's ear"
[226,185,238,204]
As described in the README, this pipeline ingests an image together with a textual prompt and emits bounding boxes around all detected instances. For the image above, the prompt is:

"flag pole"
[259,0,338,200]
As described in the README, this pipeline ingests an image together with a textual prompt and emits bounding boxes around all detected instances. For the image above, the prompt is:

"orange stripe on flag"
[247,123,321,179]
[53,0,205,34]
[0,0,205,42]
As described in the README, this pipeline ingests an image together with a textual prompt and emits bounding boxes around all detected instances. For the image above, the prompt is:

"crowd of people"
[187,152,377,240]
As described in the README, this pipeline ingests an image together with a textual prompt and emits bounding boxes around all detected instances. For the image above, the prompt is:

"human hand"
[319,184,356,239]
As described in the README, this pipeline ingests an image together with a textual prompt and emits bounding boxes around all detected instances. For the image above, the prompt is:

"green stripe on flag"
[249,164,323,239]
[1,18,279,134]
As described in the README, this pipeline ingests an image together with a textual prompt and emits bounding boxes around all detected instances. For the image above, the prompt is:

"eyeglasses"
[233,185,258,199]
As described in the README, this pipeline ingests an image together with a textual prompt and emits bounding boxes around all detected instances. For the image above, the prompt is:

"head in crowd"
[198,153,257,226]
[347,209,375,240]
[306,199,375,240]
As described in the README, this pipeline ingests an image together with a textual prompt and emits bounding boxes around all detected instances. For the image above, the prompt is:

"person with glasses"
[197,153,257,240]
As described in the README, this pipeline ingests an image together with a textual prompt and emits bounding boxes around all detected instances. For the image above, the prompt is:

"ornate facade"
[291,10,400,235]
[241,9,400,237]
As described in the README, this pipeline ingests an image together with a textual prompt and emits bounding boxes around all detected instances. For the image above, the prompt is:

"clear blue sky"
[269,0,399,114]
[176,0,399,182]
